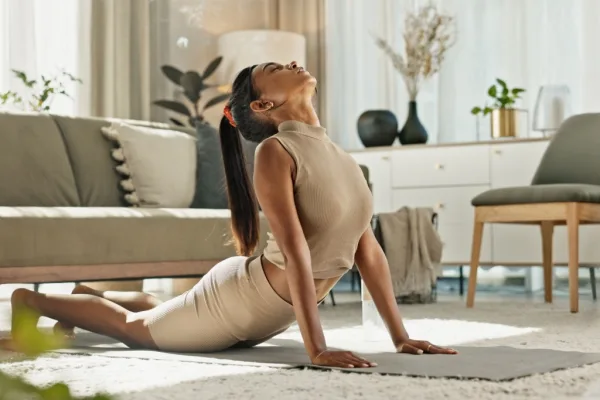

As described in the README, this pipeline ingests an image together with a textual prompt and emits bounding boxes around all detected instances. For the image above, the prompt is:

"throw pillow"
[191,123,228,209]
[101,122,197,208]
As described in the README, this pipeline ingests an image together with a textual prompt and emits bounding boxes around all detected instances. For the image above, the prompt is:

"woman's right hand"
[311,350,377,368]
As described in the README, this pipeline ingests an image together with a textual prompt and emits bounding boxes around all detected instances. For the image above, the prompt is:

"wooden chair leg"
[540,221,554,303]
[466,221,484,308]
[566,203,580,313]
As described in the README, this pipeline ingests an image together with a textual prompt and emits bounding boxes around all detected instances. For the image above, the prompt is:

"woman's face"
[250,61,316,110]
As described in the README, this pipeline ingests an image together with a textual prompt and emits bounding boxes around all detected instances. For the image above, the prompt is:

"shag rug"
[2,296,600,399]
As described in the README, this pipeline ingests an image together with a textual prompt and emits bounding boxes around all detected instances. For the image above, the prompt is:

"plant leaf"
[487,85,497,98]
[202,56,223,80]
[203,93,230,110]
[512,88,525,94]
[180,71,205,103]
[153,100,191,116]
[496,78,507,88]
[169,117,185,126]
[471,106,481,115]
[161,65,184,86]
[483,107,493,115]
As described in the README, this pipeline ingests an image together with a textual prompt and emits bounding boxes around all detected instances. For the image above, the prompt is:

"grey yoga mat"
[53,332,600,382]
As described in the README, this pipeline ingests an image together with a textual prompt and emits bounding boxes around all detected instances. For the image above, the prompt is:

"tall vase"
[398,101,428,145]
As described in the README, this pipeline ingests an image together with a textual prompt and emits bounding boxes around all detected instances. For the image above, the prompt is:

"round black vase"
[398,101,428,145]
[357,110,398,147]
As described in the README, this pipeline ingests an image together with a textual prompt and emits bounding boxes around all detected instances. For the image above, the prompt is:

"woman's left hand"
[395,339,458,355]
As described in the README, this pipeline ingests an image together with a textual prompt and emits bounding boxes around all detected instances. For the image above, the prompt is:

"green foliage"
[0,306,114,400]
[0,69,82,112]
[471,78,525,116]
[153,56,231,128]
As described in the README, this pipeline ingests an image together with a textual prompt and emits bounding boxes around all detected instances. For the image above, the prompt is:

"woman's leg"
[4,288,156,351]
[54,284,165,337]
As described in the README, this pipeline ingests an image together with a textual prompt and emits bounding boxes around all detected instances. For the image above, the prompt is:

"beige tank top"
[261,120,373,279]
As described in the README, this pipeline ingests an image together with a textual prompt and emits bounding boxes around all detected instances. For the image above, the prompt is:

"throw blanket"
[378,207,443,300]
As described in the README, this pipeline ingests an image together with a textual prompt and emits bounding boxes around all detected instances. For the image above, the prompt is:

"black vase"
[398,101,428,145]
[357,110,398,147]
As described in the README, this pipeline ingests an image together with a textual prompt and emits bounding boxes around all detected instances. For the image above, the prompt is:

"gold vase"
[490,108,521,139]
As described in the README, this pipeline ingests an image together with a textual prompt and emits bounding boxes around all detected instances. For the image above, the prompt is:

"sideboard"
[350,138,600,268]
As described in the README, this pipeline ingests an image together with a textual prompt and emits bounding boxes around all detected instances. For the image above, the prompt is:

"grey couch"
[0,111,272,286]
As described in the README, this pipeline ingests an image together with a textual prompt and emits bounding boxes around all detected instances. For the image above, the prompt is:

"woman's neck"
[272,99,320,127]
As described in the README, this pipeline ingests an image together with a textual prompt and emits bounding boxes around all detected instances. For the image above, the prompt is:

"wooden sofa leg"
[567,203,580,313]
[466,221,484,308]
[541,221,554,303]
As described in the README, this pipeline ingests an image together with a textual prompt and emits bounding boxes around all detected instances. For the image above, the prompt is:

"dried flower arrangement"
[374,4,457,101]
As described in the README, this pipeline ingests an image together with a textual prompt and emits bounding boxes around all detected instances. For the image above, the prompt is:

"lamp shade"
[532,84,572,135]
[217,30,306,84]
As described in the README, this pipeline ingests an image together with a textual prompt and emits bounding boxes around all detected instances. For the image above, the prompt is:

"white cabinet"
[351,150,392,214]
[350,138,575,267]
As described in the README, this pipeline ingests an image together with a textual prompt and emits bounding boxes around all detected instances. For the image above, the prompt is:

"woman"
[2,61,456,368]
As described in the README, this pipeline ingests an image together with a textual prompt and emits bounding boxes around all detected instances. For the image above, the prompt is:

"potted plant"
[153,56,230,129]
[471,78,526,139]
[374,5,456,145]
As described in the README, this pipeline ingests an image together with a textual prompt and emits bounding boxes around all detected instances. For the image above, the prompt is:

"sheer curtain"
[0,0,81,116]
[325,0,600,149]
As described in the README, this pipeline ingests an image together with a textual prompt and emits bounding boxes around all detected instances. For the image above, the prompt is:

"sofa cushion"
[0,112,80,206]
[102,123,197,208]
[52,115,198,207]
[471,184,600,206]
[0,207,270,267]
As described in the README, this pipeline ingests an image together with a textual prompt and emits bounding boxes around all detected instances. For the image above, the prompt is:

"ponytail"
[219,116,260,256]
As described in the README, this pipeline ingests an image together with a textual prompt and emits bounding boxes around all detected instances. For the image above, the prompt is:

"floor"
[1,282,600,399]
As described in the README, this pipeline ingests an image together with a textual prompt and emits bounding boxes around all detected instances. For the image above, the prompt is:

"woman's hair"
[219,65,278,256]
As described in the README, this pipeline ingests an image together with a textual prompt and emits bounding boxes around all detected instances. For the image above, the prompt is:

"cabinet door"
[489,140,549,188]
[351,151,392,214]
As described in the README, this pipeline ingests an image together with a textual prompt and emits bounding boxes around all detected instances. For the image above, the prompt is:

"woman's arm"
[254,139,375,368]
[253,139,325,358]
[354,227,457,355]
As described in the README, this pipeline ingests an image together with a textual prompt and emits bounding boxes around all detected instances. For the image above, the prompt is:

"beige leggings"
[145,255,297,352]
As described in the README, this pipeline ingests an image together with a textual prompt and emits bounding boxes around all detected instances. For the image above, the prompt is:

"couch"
[0,111,273,287]
[0,111,371,291]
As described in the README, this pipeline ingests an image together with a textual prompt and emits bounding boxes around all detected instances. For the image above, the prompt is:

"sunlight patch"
[277,319,541,353]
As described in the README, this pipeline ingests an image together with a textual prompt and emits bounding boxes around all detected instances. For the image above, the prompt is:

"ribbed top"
[262,120,373,279]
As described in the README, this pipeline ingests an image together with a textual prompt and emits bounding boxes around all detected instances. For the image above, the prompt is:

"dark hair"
[220,65,278,256]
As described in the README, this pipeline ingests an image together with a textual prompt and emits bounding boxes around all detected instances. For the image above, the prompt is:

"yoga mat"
[51,332,600,381]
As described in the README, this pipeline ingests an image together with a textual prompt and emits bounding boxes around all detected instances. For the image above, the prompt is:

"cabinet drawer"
[391,145,490,188]
[438,223,493,264]
[392,186,488,225]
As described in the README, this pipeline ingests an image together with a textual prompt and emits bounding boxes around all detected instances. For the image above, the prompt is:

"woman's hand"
[395,338,457,355]
[311,350,378,368]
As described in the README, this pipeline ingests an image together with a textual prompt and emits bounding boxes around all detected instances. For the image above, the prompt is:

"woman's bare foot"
[52,285,96,339]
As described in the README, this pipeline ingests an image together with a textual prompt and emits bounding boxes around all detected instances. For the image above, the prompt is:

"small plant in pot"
[471,78,526,139]
[153,56,231,129]
[153,56,231,213]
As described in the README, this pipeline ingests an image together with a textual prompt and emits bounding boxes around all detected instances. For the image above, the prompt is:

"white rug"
[2,296,600,399]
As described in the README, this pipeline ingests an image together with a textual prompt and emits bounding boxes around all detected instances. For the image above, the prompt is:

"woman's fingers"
[398,343,423,355]
[428,344,458,355]
[344,352,376,367]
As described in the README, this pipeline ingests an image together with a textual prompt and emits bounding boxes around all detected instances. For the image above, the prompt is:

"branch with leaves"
[153,56,230,128]
[374,5,456,101]
[471,78,526,116]
[0,69,82,112]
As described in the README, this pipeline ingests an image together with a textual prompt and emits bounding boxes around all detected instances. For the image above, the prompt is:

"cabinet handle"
[434,163,444,170]
[434,203,445,210]
[494,149,502,155]
[381,156,390,161]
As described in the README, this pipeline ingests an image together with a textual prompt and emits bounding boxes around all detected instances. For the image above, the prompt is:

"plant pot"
[357,110,398,147]
[81,280,144,292]
[398,101,428,145]
[490,108,521,139]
